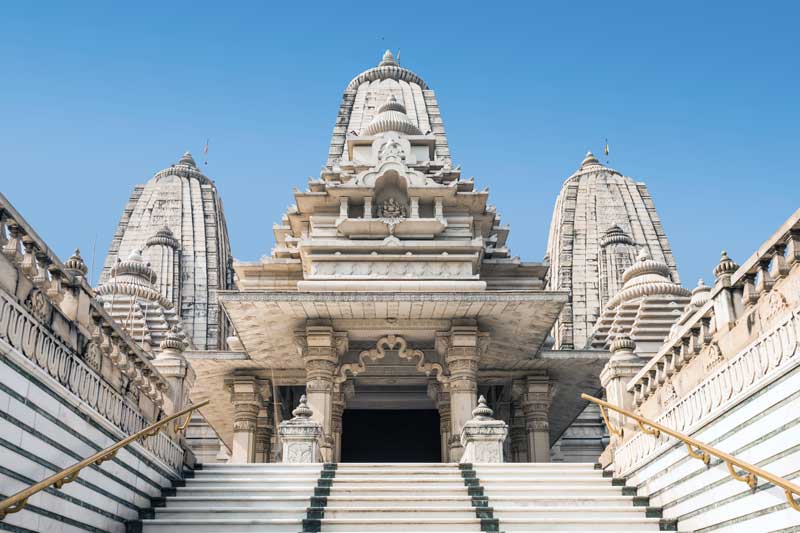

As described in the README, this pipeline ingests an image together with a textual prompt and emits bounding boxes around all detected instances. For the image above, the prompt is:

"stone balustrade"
[0,193,182,470]
[626,210,800,409]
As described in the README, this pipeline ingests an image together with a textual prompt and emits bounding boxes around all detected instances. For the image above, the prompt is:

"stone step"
[160,496,311,509]
[177,486,315,497]
[490,506,657,519]
[487,495,636,507]
[323,507,478,519]
[141,518,304,532]
[498,517,663,531]
[317,518,483,532]
[154,507,307,520]
[479,476,611,485]
[326,496,474,508]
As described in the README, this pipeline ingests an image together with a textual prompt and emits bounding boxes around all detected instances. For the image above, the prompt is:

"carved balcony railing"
[627,209,800,407]
[583,394,800,513]
[611,303,800,475]
[0,192,180,468]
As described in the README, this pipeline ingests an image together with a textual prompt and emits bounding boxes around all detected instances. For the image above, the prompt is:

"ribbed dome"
[362,95,423,136]
[605,249,689,310]
[690,278,711,307]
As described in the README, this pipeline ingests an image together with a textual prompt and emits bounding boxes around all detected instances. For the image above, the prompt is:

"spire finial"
[292,395,314,419]
[471,395,495,420]
[379,49,397,67]
[178,151,197,168]
[65,248,89,277]
[580,151,600,168]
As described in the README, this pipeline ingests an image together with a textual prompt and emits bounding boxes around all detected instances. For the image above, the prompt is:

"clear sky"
[1,1,798,286]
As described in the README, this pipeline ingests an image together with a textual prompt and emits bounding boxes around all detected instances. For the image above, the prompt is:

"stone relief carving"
[759,288,788,327]
[703,340,725,371]
[335,334,447,384]
[377,197,407,219]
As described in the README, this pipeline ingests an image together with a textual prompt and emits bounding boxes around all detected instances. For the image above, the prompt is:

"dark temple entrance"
[341,409,441,462]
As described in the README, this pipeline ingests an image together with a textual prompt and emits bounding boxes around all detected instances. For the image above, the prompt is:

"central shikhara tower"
[102,51,683,463]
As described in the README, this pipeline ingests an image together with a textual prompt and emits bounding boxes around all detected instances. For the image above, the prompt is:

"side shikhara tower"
[545,152,680,349]
[100,152,233,350]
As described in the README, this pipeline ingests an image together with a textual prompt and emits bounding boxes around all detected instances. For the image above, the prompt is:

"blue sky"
[1,1,798,286]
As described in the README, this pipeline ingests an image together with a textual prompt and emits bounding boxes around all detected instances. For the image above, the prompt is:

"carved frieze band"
[615,305,800,476]
[310,261,474,279]
[335,334,447,384]
[0,290,183,471]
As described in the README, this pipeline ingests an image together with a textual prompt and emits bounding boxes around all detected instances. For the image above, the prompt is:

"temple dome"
[362,95,423,136]
[346,49,429,91]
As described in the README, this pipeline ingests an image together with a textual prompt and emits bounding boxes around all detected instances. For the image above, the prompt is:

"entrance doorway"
[341,409,441,462]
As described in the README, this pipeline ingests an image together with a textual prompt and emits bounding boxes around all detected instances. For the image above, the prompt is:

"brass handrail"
[582,394,800,512]
[0,400,209,520]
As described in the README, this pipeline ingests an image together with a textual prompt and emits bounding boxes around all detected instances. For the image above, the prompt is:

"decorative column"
[227,375,266,464]
[460,396,508,463]
[428,382,451,462]
[523,371,552,462]
[331,390,345,463]
[255,406,273,463]
[509,384,528,463]
[599,333,646,466]
[152,326,194,415]
[440,322,488,461]
[279,395,323,463]
[296,324,347,462]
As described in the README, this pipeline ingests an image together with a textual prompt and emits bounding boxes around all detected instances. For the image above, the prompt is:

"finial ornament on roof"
[691,278,711,308]
[471,395,495,420]
[581,151,600,169]
[292,395,314,419]
[610,329,636,355]
[379,49,398,67]
[713,250,739,283]
[159,325,186,353]
[64,248,89,277]
[178,151,197,168]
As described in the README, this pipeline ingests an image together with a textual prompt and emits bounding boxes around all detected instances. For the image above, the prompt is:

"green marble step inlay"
[303,463,336,533]
[458,463,500,532]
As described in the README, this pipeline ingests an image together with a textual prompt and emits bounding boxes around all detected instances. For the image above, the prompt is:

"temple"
[3,50,799,532]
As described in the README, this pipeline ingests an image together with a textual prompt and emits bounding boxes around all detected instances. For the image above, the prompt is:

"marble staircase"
[138,462,675,532]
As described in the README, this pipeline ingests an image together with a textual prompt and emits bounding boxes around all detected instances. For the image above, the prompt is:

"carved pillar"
[228,375,266,464]
[296,324,347,462]
[509,382,528,463]
[428,381,451,462]
[331,390,345,463]
[255,406,273,463]
[599,334,646,467]
[523,372,552,462]
[440,322,487,461]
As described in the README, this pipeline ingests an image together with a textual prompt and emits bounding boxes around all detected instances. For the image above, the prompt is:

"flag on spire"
[604,139,609,157]
[203,138,209,165]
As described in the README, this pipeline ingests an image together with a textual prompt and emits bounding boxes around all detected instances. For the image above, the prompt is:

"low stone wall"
[1,340,181,533]
[614,305,800,531]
